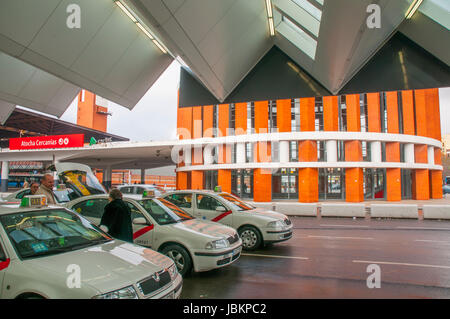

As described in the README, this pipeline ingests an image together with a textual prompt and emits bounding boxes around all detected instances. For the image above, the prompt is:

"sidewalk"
[249,195,450,220]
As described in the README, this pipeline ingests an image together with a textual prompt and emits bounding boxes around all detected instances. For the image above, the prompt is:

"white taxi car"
[118,184,166,197]
[4,187,75,204]
[65,194,242,276]
[0,195,182,299]
[3,162,107,205]
[163,190,293,250]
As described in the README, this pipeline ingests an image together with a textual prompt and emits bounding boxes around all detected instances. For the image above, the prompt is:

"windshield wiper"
[22,246,73,259]
[161,220,178,225]
[91,237,112,244]
[67,238,110,250]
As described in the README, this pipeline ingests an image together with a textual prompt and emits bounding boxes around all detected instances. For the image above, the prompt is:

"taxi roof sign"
[20,195,47,208]
[214,186,222,192]
[142,190,155,198]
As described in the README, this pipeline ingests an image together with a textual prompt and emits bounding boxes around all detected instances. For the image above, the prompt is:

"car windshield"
[218,193,254,211]
[53,188,75,203]
[58,170,106,199]
[151,186,166,193]
[0,209,111,259]
[138,198,194,225]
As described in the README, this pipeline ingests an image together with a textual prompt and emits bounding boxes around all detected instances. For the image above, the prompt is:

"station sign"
[9,134,85,150]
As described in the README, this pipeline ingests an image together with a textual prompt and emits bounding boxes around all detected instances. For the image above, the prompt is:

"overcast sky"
[61,60,181,142]
[60,61,450,141]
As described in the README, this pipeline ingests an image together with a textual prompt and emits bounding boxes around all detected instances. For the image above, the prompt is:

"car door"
[71,198,109,225]
[120,186,133,195]
[0,240,9,297]
[164,193,194,216]
[125,200,154,248]
[194,194,233,227]
[135,187,143,195]
[15,189,31,200]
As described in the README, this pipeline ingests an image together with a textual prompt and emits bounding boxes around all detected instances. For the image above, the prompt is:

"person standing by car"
[100,188,133,243]
[29,182,39,195]
[22,179,29,188]
[35,173,57,204]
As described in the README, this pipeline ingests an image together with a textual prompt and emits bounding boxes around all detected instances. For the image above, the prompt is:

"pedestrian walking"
[99,188,133,243]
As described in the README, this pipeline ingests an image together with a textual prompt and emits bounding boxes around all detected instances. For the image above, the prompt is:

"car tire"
[25,295,44,299]
[161,244,192,277]
[238,226,262,251]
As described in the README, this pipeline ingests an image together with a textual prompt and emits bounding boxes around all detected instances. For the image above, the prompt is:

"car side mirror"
[133,217,149,225]
[216,206,227,213]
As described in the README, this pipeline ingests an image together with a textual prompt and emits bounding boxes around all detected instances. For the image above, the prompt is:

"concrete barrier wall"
[250,202,276,211]
[248,201,448,220]
[371,204,418,219]
[423,205,450,220]
[321,204,366,217]
[274,202,317,216]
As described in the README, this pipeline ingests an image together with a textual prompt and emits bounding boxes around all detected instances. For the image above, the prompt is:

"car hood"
[25,240,173,294]
[242,208,288,221]
[172,219,237,239]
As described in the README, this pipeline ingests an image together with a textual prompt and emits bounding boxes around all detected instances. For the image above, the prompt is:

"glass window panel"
[291,0,322,21]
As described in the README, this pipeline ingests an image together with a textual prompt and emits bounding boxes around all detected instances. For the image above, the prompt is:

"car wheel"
[161,244,192,277]
[239,226,262,251]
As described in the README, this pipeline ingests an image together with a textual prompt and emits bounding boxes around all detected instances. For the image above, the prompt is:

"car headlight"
[168,263,178,280]
[93,286,139,299]
[267,220,284,229]
[205,238,229,250]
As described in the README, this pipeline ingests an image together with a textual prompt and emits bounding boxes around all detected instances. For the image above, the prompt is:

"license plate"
[162,291,175,299]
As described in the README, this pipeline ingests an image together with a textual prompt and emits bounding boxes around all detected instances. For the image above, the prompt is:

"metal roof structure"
[0,0,448,117]
[0,140,175,170]
[0,107,128,148]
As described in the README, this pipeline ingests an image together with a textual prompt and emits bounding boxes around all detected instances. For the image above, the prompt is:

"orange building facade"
[76,90,175,190]
[77,90,109,132]
[176,89,443,202]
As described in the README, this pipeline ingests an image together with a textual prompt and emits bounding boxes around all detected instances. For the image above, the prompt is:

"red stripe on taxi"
[0,258,10,271]
[133,225,154,240]
[212,211,232,222]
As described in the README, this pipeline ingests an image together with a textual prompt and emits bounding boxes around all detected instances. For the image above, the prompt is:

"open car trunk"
[47,162,107,202]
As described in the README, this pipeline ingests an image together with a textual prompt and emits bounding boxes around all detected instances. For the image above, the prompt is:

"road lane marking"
[353,260,450,269]
[396,226,450,231]
[241,253,309,260]
[307,235,374,240]
[320,224,369,228]
[414,239,450,244]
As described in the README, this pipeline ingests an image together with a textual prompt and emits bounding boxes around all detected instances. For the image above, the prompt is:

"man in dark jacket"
[100,188,133,243]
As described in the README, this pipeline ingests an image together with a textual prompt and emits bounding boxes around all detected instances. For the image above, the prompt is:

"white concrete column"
[183,147,191,165]
[204,145,214,165]
[1,161,9,192]
[428,146,435,165]
[279,141,290,163]
[371,141,382,162]
[326,140,337,162]
[52,156,59,181]
[236,142,246,164]
[141,169,146,184]
[103,166,112,191]
[405,143,415,163]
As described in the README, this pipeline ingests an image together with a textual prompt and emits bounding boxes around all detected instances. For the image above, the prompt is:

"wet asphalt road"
[181,217,450,298]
